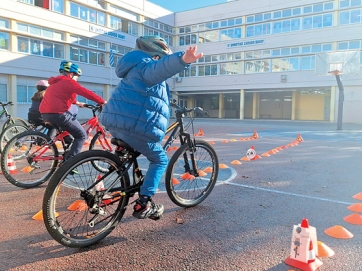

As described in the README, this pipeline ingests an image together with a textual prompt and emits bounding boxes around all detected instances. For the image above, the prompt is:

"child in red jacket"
[40,61,106,161]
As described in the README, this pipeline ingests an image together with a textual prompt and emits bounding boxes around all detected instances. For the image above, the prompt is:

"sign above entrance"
[89,25,126,40]
[227,39,265,48]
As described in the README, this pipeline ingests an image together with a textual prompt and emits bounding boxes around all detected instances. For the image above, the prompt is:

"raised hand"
[182,45,203,64]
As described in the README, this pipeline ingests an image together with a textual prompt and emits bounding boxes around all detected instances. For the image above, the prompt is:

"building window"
[70,46,105,66]
[0,32,9,50]
[210,96,219,110]
[52,0,64,13]
[70,2,105,26]
[0,84,7,102]
[0,18,10,29]
[17,22,64,41]
[17,85,36,104]
[17,36,64,58]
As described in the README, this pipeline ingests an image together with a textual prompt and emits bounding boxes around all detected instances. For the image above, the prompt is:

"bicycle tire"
[43,150,130,248]
[89,131,112,173]
[0,123,29,152]
[165,140,219,208]
[3,117,28,130]
[0,130,58,188]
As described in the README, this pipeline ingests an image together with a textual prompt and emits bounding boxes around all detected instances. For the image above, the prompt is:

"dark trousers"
[41,111,86,160]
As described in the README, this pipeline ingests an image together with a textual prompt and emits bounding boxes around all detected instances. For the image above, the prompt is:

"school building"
[1,0,362,123]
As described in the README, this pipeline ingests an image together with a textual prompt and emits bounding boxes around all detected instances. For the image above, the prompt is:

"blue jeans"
[41,111,86,160]
[114,134,168,197]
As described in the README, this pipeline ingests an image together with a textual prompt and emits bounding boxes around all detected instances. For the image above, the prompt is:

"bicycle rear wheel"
[43,150,130,248]
[165,140,219,208]
[89,131,113,173]
[0,123,29,152]
[0,130,57,188]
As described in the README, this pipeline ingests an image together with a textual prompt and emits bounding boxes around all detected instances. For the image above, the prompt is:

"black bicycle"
[0,101,28,132]
[42,102,219,248]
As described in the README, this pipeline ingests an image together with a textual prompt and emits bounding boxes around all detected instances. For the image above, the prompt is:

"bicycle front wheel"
[3,117,28,130]
[0,123,29,152]
[165,140,219,208]
[0,130,57,188]
[43,150,130,248]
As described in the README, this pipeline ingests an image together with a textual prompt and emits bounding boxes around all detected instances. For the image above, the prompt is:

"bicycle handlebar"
[82,103,102,110]
[0,102,14,107]
[82,104,103,116]
[170,101,209,117]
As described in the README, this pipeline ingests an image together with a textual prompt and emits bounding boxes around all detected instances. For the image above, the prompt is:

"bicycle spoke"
[166,140,219,207]
[43,150,130,248]
[0,131,57,188]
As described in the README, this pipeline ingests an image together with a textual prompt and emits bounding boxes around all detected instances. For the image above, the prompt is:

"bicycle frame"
[0,102,13,120]
[30,105,112,164]
[0,109,5,119]
[90,104,200,197]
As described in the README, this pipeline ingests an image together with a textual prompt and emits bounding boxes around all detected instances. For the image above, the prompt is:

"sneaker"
[132,198,164,220]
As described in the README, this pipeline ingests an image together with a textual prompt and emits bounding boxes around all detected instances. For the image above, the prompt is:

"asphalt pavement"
[1,119,362,271]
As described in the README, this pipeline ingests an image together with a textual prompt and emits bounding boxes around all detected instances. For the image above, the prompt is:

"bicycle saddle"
[110,138,133,150]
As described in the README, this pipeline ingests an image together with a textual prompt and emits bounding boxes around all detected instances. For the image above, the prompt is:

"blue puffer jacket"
[100,50,189,142]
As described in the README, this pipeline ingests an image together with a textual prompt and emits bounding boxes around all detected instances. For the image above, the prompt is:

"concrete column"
[239,89,244,120]
[104,84,111,100]
[330,86,336,122]
[64,0,70,15]
[8,74,17,115]
[291,91,297,120]
[218,93,224,118]
[252,92,259,119]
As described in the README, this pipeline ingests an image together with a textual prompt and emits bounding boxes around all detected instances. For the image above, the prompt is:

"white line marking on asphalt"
[224,182,353,205]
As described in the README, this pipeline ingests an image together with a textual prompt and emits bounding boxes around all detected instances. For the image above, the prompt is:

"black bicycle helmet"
[135,35,172,58]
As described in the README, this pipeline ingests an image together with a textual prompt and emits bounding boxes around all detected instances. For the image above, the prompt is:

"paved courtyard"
[1,119,362,271]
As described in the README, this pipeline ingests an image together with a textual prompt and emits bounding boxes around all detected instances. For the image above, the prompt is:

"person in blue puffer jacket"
[100,36,203,220]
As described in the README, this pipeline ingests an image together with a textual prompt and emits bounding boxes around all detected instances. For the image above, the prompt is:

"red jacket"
[40,75,105,114]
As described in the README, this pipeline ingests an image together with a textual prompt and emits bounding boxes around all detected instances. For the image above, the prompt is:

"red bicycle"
[0,104,112,188]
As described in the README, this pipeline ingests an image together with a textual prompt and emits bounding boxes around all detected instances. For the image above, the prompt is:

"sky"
[148,0,228,12]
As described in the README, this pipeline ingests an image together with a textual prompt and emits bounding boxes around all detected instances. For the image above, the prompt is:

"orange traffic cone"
[352,192,362,200]
[32,210,58,220]
[219,163,229,169]
[32,210,44,221]
[197,128,205,136]
[324,225,353,239]
[172,177,180,185]
[316,241,335,258]
[347,203,362,212]
[180,172,195,180]
[285,239,323,271]
[343,213,362,225]
[7,154,18,174]
[251,130,259,139]
[231,160,242,165]
[68,199,88,211]
[246,146,256,160]
[296,133,304,142]
[83,134,92,146]
[306,240,323,268]
[248,146,262,160]
[285,218,322,271]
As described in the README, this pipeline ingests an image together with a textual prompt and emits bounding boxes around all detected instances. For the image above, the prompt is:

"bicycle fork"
[182,135,200,177]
